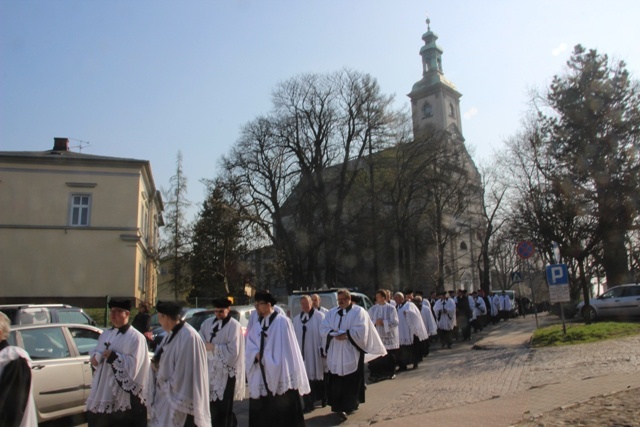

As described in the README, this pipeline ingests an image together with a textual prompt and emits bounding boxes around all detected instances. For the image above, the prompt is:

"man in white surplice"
[366,289,399,382]
[320,289,386,420]
[199,298,245,427]
[293,294,326,414]
[434,291,457,349]
[86,298,149,427]
[500,291,513,321]
[394,292,429,371]
[491,292,502,324]
[246,291,309,427]
[149,301,210,427]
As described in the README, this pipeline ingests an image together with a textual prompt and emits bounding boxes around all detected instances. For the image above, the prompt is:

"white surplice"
[367,303,399,350]
[199,315,246,402]
[396,301,429,345]
[148,322,210,427]
[293,308,326,381]
[0,345,38,427]
[320,304,387,376]
[491,294,502,316]
[245,311,310,398]
[433,298,456,331]
[420,299,439,336]
[86,325,149,413]
[471,296,487,320]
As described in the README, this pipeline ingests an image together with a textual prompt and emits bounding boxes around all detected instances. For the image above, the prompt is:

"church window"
[449,103,455,117]
[460,241,468,250]
[422,102,433,118]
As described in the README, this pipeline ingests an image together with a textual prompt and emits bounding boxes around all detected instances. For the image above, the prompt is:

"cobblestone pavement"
[358,316,640,426]
[514,388,639,427]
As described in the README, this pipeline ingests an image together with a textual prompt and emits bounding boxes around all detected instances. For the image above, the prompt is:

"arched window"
[460,241,468,250]
[422,102,433,118]
[449,103,455,117]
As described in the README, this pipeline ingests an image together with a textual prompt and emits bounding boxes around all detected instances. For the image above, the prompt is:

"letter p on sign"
[546,264,568,286]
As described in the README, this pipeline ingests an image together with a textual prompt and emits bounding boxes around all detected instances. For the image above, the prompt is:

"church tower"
[408,18,463,140]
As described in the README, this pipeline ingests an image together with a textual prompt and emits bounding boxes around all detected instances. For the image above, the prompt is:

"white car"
[9,323,102,422]
[287,289,373,318]
[576,284,640,321]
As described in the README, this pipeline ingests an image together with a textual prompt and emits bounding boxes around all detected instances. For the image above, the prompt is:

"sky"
[2,0,639,221]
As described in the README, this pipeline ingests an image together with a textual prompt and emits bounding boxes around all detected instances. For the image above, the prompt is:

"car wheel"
[582,306,597,322]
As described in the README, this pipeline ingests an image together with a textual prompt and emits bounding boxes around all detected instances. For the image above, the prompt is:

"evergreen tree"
[160,151,192,300]
[190,182,245,300]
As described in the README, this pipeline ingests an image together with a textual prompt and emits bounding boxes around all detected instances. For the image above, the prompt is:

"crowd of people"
[0,287,518,427]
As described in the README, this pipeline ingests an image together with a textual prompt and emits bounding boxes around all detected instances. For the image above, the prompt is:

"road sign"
[510,271,522,284]
[546,263,570,303]
[516,241,535,259]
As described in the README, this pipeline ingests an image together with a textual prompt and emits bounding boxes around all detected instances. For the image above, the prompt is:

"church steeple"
[408,17,463,139]
[420,18,444,75]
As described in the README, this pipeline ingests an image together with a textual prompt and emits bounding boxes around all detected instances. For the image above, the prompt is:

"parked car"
[0,304,96,326]
[144,307,206,350]
[8,323,102,422]
[186,305,255,337]
[577,283,640,321]
[287,289,373,318]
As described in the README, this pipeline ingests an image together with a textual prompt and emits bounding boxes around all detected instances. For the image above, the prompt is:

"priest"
[148,301,210,427]
[292,294,326,413]
[394,292,429,371]
[0,312,37,427]
[320,289,386,420]
[434,291,457,349]
[198,298,245,427]
[246,291,310,427]
[86,298,149,427]
[366,289,399,382]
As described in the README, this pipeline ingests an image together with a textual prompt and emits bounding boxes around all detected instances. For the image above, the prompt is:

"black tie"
[300,311,312,360]
[209,322,220,343]
[258,311,278,395]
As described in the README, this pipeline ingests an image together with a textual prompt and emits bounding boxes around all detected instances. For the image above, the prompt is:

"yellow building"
[0,138,163,307]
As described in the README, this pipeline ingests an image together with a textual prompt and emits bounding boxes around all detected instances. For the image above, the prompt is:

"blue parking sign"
[546,264,568,285]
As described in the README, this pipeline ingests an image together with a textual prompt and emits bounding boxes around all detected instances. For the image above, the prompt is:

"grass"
[531,321,640,348]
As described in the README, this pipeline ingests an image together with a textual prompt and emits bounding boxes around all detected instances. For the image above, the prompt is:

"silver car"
[577,283,640,321]
[8,323,102,422]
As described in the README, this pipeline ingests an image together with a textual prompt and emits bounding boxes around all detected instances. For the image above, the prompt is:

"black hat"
[254,291,277,306]
[156,301,182,317]
[403,288,414,295]
[109,298,131,311]
[212,298,232,308]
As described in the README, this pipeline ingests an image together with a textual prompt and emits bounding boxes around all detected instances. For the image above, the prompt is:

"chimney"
[53,137,69,151]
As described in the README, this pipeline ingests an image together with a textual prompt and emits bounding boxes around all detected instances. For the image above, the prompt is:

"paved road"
[45,313,640,426]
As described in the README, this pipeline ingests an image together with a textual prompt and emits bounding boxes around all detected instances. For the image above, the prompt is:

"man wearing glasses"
[198,298,245,427]
[86,299,150,427]
[320,289,386,421]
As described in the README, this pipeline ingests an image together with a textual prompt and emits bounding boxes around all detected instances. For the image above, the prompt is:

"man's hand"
[335,333,347,341]
[375,319,384,326]
[205,343,215,352]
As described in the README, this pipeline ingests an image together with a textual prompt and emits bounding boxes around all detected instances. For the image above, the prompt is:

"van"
[287,289,373,318]
[0,304,96,326]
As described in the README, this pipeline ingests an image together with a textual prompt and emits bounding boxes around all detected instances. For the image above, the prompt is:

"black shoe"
[321,400,327,408]
[396,366,407,372]
[339,412,348,420]
[304,406,314,414]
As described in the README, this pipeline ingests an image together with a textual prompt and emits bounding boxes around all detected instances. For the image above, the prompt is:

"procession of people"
[2,287,516,426]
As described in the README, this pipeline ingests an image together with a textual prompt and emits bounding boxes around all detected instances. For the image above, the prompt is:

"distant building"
[0,138,163,307]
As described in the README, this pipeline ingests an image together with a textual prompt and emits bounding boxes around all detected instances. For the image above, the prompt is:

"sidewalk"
[373,314,640,427]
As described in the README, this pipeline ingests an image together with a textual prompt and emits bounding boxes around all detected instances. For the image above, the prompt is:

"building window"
[422,102,433,118]
[449,103,456,117]
[69,194,91,226]
[460,241,468,250]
